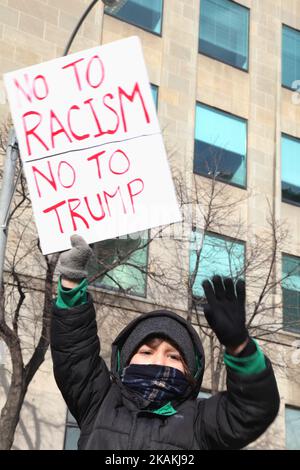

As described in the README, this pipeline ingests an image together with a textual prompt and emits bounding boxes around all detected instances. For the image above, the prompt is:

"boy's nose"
[151,353,165,366]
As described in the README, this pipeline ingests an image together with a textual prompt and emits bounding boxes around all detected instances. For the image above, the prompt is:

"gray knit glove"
[57,235,93,280]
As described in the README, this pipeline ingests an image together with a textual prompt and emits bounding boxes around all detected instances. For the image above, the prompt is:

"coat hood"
[111,309,205,398]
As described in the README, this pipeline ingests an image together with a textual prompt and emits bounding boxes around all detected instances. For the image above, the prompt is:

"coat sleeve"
[195,357,280,449]
[50,294,111,429]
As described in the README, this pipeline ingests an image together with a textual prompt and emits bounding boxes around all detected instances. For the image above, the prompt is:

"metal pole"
[63,0,100,56]
[0,128,19,286]
[63,0,122,56]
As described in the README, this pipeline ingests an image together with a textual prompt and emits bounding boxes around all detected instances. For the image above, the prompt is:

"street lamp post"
[0,129,19,287]
[63,0,125,56]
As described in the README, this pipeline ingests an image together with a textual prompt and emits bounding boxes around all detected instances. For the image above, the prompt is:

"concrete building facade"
[1,0,300,450]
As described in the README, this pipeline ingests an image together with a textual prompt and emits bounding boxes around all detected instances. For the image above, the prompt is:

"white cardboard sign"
[4,36,181,254]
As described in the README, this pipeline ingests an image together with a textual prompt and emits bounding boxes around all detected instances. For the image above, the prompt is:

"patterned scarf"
[121,364,189,408]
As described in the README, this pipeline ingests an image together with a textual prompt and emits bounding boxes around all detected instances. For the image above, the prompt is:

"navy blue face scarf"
[121,364,189,408]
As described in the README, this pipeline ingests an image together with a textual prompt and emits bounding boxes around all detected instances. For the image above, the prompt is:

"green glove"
[57,235,93,280]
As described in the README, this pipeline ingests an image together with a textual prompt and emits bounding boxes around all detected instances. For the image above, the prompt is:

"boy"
[51,235,280,450]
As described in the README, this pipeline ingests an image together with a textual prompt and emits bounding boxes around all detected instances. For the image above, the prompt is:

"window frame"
[104,0,164,37]
[282,23,300,92]
[281,133,300,208]
[63,410,80,450]
[285,405,300,450]
[150,83,159,106]
[282,83,300,93]
[93,230,150,299]
[198,389,212,399]
[282,252,300,335]
[190,229,246,300]
[198,0,250,73]
[193,101,248,190]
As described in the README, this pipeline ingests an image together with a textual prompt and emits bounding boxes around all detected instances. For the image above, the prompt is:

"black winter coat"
[50,295,280,450]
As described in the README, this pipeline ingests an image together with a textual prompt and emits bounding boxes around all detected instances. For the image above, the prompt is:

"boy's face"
[129,340,185,373]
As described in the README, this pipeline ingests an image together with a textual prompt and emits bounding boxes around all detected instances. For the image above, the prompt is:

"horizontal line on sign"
[24,132,162,164]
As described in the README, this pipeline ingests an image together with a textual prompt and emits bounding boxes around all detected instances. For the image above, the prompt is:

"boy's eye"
[139,350,151,355]
[169,354,181,361]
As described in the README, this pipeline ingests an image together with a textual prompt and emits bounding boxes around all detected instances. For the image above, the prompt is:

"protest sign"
[4,36,181,254]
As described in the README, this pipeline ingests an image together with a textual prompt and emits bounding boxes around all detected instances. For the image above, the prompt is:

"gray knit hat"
[120,316,196,374]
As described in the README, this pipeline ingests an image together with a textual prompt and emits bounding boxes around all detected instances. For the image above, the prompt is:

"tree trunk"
[0,253,58,449]
[0,380,27,450]
[0,326,25,450]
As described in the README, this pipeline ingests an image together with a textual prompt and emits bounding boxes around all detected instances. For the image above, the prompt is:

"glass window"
[198,390,211,399]
[64,410,80,450]
[199,0,249,70]
[282,25,300,90]
[151,83,158,107]
[282,254,300,334]
[90,231,148,297]
[281,134,300,205]
[194,103,247,187]
[285,406,300,449]
[104,0,163,35]
[190,231,245,297]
